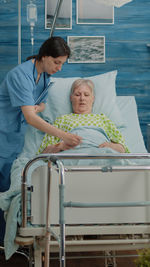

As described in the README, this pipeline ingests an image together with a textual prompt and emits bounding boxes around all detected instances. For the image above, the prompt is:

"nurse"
[0,36,81,244]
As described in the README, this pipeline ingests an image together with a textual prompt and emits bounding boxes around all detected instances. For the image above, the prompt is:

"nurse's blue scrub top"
[0,59,51,188]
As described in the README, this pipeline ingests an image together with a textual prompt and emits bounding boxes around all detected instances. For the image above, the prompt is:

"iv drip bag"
[27,3,37,27]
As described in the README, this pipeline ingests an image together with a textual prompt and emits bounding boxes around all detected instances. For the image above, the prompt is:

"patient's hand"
[99,142,125,153]
[58,141,75,151]
[42,144,62,153]
[42,141,75,154]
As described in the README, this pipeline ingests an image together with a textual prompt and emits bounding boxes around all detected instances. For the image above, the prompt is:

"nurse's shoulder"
[8,59,34,78]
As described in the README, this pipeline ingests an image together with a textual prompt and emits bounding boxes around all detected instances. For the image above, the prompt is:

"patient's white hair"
[70,79,95,96]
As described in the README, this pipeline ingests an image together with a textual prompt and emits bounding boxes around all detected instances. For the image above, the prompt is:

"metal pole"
[44,161,52,267]
[50,0,64,37]
[18,0,21,64]
[57,160,66,267]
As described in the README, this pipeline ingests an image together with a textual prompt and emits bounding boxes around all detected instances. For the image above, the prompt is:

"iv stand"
[50,0,63,37]
[18,0,21,64]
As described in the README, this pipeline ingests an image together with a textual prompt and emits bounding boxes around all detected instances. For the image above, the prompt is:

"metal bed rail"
[21,153,150,267]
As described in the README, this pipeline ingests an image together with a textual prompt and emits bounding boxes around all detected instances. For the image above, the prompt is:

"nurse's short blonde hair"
[70,79,95,96]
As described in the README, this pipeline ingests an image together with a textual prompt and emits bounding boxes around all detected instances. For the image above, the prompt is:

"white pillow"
[41,70,125,127]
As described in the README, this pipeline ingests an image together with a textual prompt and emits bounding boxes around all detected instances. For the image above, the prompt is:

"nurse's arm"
[21,105,82,147]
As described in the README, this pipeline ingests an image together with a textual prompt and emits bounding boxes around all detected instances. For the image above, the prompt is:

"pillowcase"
[41,70,125,127]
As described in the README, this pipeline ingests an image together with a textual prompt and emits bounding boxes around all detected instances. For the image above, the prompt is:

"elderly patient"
[38,79,129,154]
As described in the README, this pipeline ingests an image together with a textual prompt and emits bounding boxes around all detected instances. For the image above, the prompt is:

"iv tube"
[27,2,37,47]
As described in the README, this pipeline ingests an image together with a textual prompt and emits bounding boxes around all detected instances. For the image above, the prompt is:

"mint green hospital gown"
[38,113,129,153]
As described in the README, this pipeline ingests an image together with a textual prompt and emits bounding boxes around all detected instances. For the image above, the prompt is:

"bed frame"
[15,153,150,267]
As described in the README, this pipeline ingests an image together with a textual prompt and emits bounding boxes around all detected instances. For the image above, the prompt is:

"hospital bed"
[1,71,150,266]
[18,152,150,267]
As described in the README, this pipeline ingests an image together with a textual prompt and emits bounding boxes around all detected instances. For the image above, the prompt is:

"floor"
[0,249,137,267]
[0,250,28,267]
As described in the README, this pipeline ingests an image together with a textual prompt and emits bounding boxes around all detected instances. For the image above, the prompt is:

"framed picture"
[67,36,105,63]
[45,0,72,29]
[76,0,114,25]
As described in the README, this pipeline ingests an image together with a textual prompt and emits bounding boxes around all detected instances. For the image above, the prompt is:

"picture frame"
[76,0,114,25]
[67,36,105,63]
[45,0,72,29]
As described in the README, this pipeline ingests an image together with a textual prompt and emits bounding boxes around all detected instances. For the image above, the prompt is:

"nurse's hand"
[34,103,45,113]
[62,132,82,147]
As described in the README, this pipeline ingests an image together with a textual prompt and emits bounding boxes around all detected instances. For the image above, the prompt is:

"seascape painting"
[67,36,105,63]
[45,0,72,29]
[77,0,114,24]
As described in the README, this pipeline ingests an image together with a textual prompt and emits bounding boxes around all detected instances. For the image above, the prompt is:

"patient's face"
[70,84,94,114]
